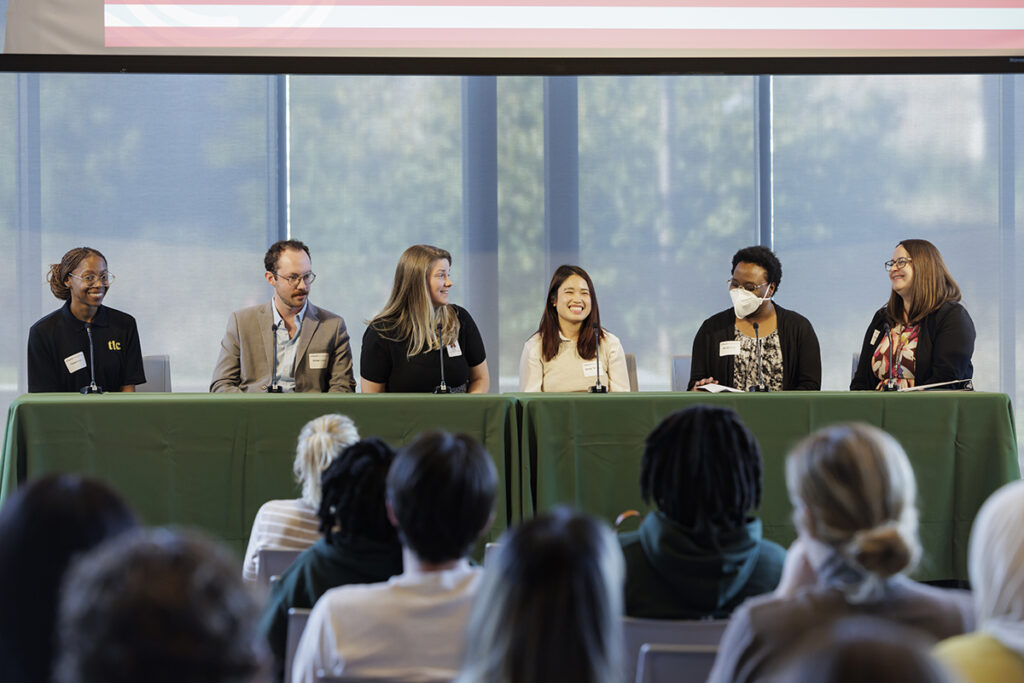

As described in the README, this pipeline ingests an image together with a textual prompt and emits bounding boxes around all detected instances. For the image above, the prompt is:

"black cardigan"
[850,301,976,390]
[687,303,822,391]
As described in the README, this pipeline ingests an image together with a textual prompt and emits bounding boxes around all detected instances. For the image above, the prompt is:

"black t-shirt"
[27,301,146,392]
[360,305,486,393]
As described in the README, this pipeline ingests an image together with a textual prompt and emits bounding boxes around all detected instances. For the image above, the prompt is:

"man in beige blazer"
[210,240,355,393]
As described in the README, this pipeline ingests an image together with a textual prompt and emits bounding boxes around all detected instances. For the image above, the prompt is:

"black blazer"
[850,301,975,390]
[687,303,822,391]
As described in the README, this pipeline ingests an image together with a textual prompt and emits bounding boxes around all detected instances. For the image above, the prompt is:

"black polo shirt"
[27,301,146,392]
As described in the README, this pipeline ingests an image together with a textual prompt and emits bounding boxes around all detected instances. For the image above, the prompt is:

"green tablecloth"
[516,391,1019,582]
[0,393,519,558]
[2,391,1017,580]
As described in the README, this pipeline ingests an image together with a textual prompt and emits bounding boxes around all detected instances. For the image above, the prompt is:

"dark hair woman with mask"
[688,245,821,392]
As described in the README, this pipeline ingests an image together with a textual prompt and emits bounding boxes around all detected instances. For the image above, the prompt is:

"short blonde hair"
[787,423,920,585]
[293,414,359,508]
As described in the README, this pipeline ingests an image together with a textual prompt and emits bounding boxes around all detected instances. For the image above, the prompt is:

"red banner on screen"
[102,1,1024,55]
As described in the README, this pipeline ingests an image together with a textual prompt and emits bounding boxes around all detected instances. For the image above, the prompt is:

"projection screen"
[6,1,1024,61]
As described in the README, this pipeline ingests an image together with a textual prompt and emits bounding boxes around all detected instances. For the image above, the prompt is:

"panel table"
[1,393,519,558]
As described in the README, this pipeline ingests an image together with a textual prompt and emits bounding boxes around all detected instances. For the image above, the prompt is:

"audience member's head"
[777,616,953,683]
[968,479,1024,641]
[0,474,137,683]
[294,413,360,509]
[318,436,399,546]
[54,528,268,683]
[387,431,496,564]
[458,508,625,683]
[640,405,762,537]
[786,423,920,595]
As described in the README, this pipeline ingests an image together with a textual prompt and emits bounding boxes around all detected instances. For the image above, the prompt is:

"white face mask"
[730,287,770,319]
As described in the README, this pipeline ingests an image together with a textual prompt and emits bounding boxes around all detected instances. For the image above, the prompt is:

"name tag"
[582,360,598,377]
[719,341,741,357]
[308,352,329,370]
[870,329,881,345]
[64,352,87,374]
[446,340,463,357]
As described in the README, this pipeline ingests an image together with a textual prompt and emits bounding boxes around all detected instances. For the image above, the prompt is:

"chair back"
[483,542,501,569]
[622,617,728,683]
[137,354,171,392]
[257,548,302,588]
[285,607,311,682]
[625,353,639,392]
[670,355,692,391]
[635,644,718,683]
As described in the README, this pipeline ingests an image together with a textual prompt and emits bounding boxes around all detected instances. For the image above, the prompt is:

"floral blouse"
[871,323,921,390]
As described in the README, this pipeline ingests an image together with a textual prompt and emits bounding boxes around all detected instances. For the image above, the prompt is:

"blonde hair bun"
[847,523,913,578]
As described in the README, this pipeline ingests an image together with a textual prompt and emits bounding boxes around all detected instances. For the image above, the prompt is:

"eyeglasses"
[885,257,913,270]
[727,279,769,293]
[274,272,316,286]
[69,272,115,286]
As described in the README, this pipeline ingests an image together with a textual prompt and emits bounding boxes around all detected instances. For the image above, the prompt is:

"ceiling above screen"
[7,0,1024,58]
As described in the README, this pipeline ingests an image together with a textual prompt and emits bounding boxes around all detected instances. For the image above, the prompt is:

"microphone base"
[746,385,769,393]
[434,385,451,394]
[80,385,104,395]
[266,386,284,394]
[882,385,900,392]
[588,385,609,394]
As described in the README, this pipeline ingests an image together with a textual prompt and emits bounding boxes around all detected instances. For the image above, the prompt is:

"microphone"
[434,322,450,394]
[881,321,898,392]
[267,322,283,393]
[589,323,608,394]
[79,322,104,394]
[747,321,768,392]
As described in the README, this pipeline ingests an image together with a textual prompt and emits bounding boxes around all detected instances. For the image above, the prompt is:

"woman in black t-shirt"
[360,245,488,393]
[27,247,146,393]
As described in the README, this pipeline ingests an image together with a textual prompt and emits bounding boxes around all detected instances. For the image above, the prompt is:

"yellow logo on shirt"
[108,341,121,351]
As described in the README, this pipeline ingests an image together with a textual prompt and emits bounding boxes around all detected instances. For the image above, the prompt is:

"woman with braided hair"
[259,437,402,682]
[619,404,785,619]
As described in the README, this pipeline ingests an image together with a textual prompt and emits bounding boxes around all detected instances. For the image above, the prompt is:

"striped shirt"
[242,498,321,583]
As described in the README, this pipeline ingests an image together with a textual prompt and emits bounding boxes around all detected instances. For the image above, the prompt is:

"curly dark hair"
[318,437,399,546]
[731,245,782,293]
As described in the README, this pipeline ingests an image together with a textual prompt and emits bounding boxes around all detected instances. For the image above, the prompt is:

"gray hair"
[969,479,1024,655]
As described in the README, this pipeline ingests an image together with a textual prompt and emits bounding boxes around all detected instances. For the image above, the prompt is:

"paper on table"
[696,383,744,394]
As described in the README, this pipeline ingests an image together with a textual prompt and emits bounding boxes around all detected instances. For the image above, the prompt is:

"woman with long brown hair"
[519,264,629,392]
[27,246,145,392]
[851,239,975,390]
[360,244,488,393]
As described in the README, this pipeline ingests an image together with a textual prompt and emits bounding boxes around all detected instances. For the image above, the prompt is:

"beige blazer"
[210,301,355,393]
